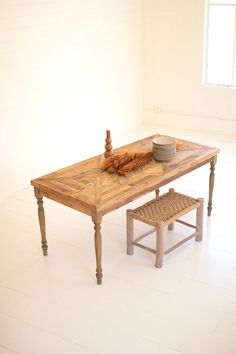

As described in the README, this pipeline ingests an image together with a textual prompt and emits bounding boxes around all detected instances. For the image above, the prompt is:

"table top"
[31,134,219,219]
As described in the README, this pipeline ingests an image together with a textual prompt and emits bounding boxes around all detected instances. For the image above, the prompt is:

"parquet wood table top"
[31,135,219,218]
[31,134,219,284]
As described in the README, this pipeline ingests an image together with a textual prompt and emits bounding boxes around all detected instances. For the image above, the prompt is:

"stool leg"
[196,198,204,241]
[167,188,175,231]
[155,223,164,268]
[155,189,160,198]
[127,210,134,255]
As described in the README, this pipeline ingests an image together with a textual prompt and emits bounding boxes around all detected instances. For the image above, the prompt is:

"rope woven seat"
[126,188,204,268]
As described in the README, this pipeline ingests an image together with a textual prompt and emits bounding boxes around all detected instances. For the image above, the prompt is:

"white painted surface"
[143,0,236,135]
[0,124,235,354]
[1,0,236,204]
[0,0,143,203]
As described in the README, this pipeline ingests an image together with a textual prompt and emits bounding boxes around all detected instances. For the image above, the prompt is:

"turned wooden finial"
[104,129,113,158]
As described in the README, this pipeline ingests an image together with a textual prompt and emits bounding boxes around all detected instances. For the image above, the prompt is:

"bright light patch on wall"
[204,0,236,87]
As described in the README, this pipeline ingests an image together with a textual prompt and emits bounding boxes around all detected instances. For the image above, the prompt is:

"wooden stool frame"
[127,188,204,268]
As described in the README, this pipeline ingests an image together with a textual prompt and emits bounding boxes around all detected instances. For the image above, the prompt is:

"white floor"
[0,124,236,354]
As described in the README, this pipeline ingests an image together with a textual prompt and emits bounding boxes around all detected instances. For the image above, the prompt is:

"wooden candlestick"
[104,130,113,158]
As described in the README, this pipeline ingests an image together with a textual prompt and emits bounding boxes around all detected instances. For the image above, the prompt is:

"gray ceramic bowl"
[153,136,176,161]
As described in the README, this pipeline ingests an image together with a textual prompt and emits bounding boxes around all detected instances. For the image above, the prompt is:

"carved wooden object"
[208,156,217,216]
[34,187,48,256]
[92,215,103,284]
[31,135,219,284]
[127,209,134,255]
[104,129,113,158]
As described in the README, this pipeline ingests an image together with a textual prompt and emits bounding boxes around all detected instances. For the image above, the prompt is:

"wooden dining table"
[31,134,219,284]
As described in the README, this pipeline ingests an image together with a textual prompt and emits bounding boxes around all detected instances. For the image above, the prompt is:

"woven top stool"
[126,188,204,268]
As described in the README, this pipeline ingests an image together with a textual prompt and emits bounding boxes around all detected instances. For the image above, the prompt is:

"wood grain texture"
[127,190,204,268]
[208,155,217,216]
[31,134,219,284]
[34,187,48,256]
[31,135,219,218]
[31,135,219,216]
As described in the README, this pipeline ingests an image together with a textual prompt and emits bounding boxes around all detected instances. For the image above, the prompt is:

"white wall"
[143,0,236,135]
[0,0,143,204]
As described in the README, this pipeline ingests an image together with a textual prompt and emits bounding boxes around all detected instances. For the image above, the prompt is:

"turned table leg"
[34,187,48,256]
[127,209,134,255]
[208,156,217,216]
[92,215,103,285]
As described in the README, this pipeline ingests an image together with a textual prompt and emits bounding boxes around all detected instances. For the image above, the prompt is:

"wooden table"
[31,135,219,284]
